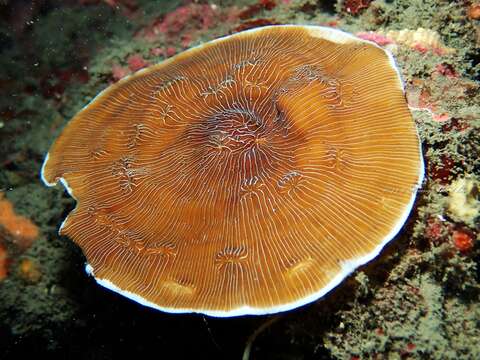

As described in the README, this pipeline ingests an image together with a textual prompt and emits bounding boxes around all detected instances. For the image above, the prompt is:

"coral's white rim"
[42,25,423,317]
[40,152,53,187]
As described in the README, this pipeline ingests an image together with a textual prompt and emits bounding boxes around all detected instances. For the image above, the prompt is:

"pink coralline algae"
[110,55,149,82]
[137,3,219,42]
[166,47,176,57]
[356,32,394,46]
[376,28,455,55]
[149,47,177,58]
[406,83,451,124]
[434,63,458,79]
[127,54,149,72]
[425,218,446,244]
[111,64,130,81]
[157,4,215,34]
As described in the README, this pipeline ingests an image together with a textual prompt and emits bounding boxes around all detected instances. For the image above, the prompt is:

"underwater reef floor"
[0,0,479,358]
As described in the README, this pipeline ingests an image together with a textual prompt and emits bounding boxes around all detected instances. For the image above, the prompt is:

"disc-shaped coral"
[41,25,423,316]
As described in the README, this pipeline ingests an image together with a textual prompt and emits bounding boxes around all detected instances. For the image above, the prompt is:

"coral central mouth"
[204,108,267,152]
[176,103,299,188]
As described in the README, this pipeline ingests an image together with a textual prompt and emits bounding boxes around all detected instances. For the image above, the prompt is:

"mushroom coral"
[41,25,424,316]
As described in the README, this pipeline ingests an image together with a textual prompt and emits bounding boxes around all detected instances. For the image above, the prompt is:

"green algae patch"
[324,263,479,359]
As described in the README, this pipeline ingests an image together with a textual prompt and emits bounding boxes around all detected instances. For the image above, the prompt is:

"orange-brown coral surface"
[42,25,422,315]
